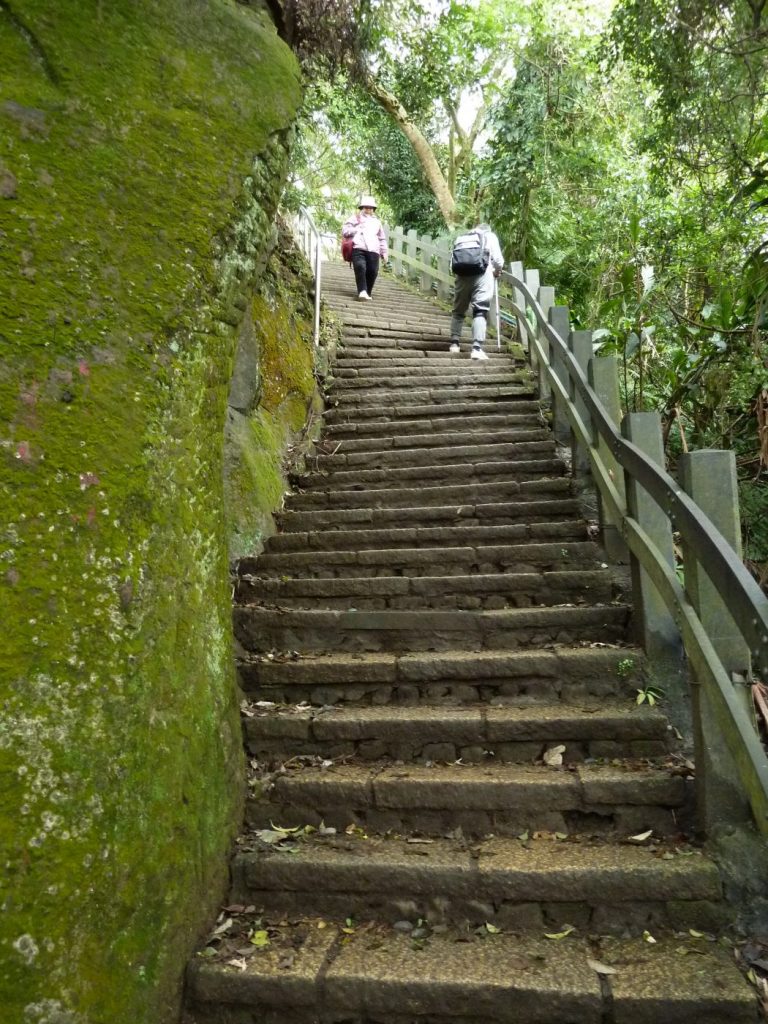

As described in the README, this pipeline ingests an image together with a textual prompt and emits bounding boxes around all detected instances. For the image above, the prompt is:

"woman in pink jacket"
[342,194,388,300]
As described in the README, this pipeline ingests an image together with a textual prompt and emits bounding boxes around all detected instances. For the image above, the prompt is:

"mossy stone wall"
[0,1,303,1021]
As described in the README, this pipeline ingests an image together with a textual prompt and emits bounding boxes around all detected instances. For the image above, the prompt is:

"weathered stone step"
[331,373,530,394]
[250,540,600,579]
[230,835,719,933]
[334,360,521,378]
[245,762,686,837]
[277,500,584,532]
[311,434,555,464]
[242,700,668,763]
[186,926,755,1024]
[295,458,564,493]
[285,475,573,512]
[262,519,587,553]
[237,645,644,706]
[336,350,513,364]
[234,605,631,656]
[325,418,544,446]
[331,384,536,407]
[236,568,612,610]
[324,398,542,424]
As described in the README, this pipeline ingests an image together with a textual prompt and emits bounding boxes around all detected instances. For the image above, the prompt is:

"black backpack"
[451,230,489,276]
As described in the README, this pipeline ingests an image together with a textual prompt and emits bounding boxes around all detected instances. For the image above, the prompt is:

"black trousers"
[352,250,380,296]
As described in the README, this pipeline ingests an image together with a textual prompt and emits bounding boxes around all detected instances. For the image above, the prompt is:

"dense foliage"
[289,0,768,579]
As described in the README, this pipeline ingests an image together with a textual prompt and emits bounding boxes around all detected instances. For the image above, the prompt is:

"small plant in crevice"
[616,657,635,680]
[636,685,664,707]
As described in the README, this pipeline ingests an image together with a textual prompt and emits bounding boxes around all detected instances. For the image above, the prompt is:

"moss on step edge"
[0,1,304,1021]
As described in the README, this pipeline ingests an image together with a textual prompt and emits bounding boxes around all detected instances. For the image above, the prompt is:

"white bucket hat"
[358,194,377,209]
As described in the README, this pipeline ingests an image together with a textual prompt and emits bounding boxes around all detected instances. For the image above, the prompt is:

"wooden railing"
[386,225,768,839]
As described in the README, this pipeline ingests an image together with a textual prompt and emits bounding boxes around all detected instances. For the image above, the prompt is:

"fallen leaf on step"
[587,958,618,975]
[407,837,435,845]
[643,930,657,944]
[543,745,566,766]
[628,829,653,843]
[545,925,575,940]
[250,930,270,948]
[226,958,248,971]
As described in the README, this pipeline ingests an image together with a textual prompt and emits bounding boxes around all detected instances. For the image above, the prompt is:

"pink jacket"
[342,212,388,261]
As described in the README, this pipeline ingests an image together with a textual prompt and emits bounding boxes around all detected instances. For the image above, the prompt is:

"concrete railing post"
[568,329,592,486]
[436,240,451,301]
[622,412,683,691]
[548,305,571,446]
[509,261,527,351]
[405,228,418,283]
[679,450,753,830]
[589,356,629,563]
[391,226,404,277]
[536,287,555,404]
[420,233,433,293]
[524,269,540,367]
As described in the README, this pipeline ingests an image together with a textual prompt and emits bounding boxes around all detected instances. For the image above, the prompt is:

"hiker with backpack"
[449,220,504,361]
[341,195,389,301]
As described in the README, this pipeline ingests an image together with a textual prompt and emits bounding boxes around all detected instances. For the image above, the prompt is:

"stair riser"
[237,669,639,708]
[313,436,554,462]
[325,421,544,444]
[235,576,613,609]
[262,522,587,552]
[244,796,682,841]
[276,504,585,534]
[245,732,666,765]
[231,880,718,939]
[331,374,528,391]
[325,400,542,425]
[286,479,572,512]
[234,613,630,656]
[332,387,536,406]
[295,462,563,491]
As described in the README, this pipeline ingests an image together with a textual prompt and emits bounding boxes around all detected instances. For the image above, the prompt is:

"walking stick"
[494,279,501,350]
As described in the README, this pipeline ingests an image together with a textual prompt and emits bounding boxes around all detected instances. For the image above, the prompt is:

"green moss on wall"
[0,1,303,1021]
[224,223,320,561]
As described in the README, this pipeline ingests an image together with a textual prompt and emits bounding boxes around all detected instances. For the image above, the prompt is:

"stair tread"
[188,926,754,1023]
[234,832,718,899]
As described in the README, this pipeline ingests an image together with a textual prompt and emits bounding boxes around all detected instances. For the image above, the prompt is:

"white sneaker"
[449,342,460,354]
[470,347,489,361]
[357,291,371,301]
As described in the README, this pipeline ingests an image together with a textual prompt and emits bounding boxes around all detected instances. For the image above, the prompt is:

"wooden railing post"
[679,450,753,830]
[589,356,629,563]
[621,412,683,686]
[568,329,592,487]
[548,306,571,446]
[391,226,404,277]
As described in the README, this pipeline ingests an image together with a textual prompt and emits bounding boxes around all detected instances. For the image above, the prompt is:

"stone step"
[262,520,587,552]
[335,350,513,364]
[234,605,631,656]
[230,834,719,934]
[245,762,687,837]
[237,645,644,706]
[295,458,564,492]
[285,476,573,512]
[311,434,555,463]
[331,384,536,407]
[250,540,600,579]
[276,502,584,534]
[186,926,755,1024]
[235,568,612,610]
[334,360,521,378]
[242,700,669,763]
[325,415,543,444]
[324,398,542,424]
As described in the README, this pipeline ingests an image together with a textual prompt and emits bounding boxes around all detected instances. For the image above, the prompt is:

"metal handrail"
[292,206,322,347]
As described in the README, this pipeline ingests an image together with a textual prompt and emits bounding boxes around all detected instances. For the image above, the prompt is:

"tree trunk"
[362,70,457,227]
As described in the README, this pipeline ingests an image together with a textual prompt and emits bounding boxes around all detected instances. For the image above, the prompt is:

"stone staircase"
[184,263,756,1023]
